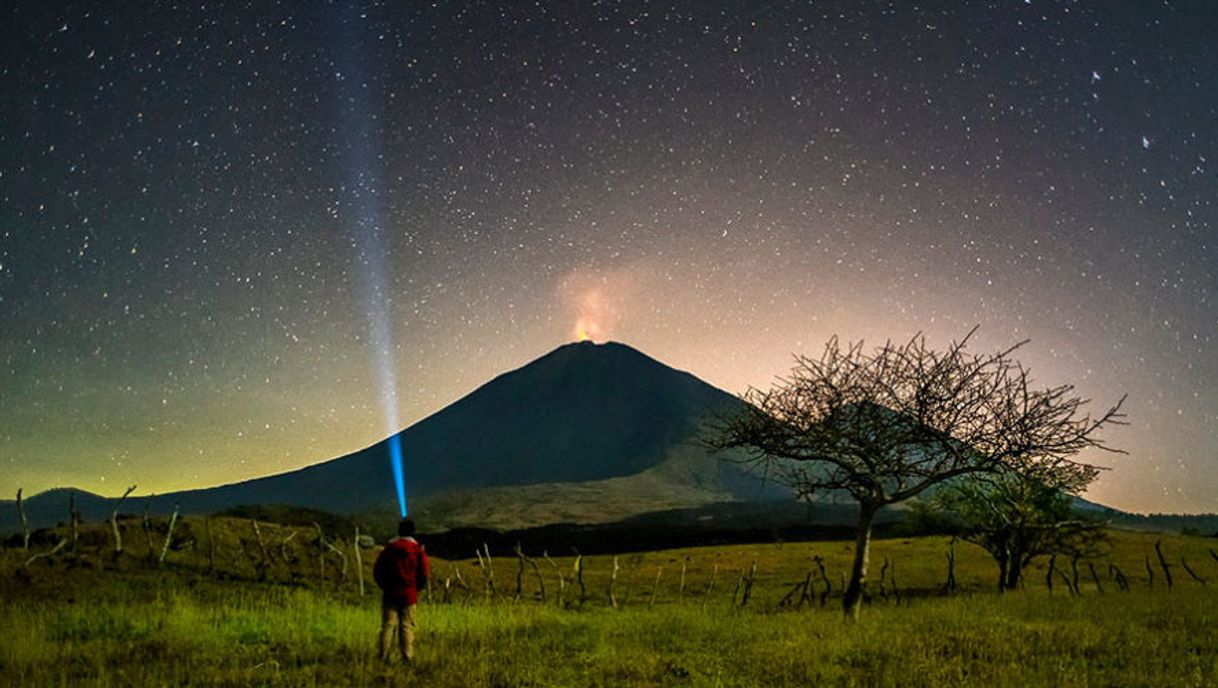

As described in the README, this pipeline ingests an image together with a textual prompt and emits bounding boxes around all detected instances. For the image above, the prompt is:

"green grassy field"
[2,520,1216,686]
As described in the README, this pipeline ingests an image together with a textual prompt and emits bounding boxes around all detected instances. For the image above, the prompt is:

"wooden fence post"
[354,527,365,596]
[740,560,757,607]
[158,503,179,567]
[252,520,271,580]
[574,552,586,606]
[1180,558,1207,585]
[942,538,958,595]
[16,488,30,552]
[68,492,80,553]
[142,496,156,561]
[1087,562,1104,593]
[514,543,526,601]
[608,555,620,608]
[205,517,217,573]
[477,543,492,596]
[1154,540,1174,591]
[542,551,565,607]
[649,567,663,609]
[314,523,326,583]
[814,555,831,607]
[109,485,137,555]
[701,564,718,611]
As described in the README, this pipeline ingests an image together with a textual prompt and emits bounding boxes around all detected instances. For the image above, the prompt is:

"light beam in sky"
[333,8,408,517]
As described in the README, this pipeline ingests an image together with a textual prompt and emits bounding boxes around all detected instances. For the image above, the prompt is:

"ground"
[1,520,1215,686]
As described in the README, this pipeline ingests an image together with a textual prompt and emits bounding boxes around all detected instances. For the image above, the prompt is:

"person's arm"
[418,547,431,587]
[372,549,390,590]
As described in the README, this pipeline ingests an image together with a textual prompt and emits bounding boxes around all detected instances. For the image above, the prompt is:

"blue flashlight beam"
[388,434,408,517]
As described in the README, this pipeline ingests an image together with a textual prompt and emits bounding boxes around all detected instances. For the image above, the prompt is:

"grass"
[2,520,1216,686]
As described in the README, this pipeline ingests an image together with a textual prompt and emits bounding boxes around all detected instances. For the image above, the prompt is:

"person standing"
[373,518,430,663]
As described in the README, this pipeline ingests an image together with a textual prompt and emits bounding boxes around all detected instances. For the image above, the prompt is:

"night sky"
[2,2,1215,513]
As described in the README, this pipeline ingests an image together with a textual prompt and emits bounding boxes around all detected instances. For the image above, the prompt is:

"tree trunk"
[995,554,1009,592]
[1004,560,1022,591]
[842,501,878,621]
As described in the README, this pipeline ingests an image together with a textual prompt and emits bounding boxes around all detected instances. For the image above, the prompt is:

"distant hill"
[4,341,1212,538]
[2,341,783,531]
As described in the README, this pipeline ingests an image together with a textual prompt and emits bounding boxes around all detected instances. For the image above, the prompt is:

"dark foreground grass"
[3,527,1217,686]
[2,573,1215,687]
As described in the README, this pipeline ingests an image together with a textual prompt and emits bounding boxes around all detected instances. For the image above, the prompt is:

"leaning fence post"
[1154,540,1174,591]
[252,520,271,580]
[740,560,758,607]
[109,485,137,555]
[1180,557,1207,586]
[701,564,718,611]
[649,566,663,609]
[1087,562,1105,594]
[477,543,492,596]
[158,503,179,567]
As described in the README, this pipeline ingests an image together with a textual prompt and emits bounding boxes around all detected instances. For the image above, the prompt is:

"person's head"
[397,518,416,538]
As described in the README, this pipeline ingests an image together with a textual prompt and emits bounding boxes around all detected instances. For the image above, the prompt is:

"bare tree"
[932,466,1106,591]
[708,329,1125,620]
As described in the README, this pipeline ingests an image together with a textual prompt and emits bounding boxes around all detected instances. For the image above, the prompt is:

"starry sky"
[2,1,1215,514]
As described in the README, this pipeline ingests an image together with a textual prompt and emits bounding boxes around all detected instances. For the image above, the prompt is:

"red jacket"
[373,536,430,606]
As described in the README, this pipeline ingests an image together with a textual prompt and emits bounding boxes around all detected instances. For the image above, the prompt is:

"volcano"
[7,341,783,530]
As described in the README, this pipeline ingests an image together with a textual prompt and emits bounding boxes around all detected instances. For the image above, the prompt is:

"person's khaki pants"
[379,603,416,662]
